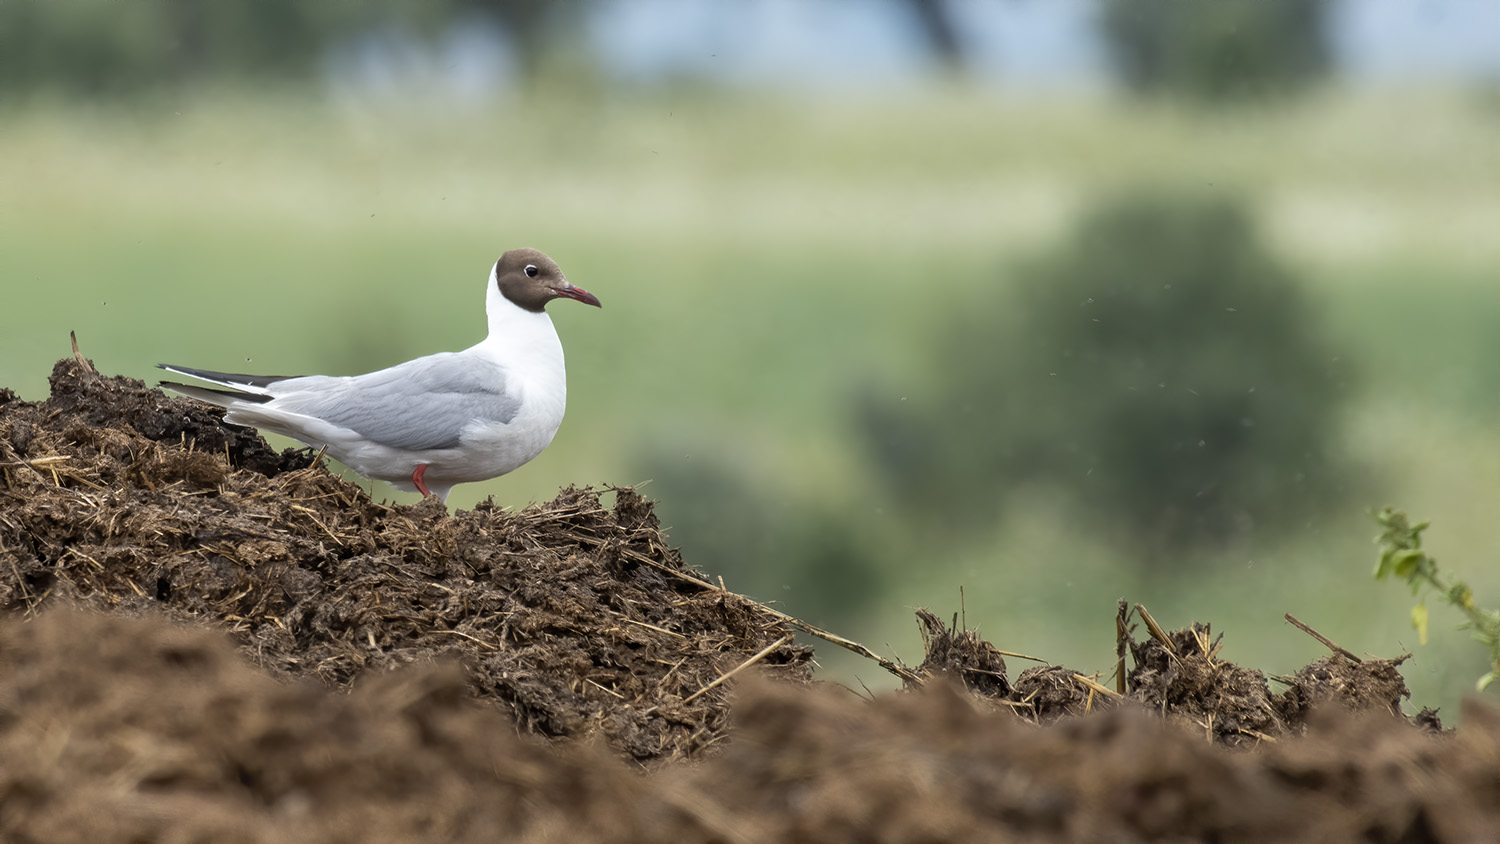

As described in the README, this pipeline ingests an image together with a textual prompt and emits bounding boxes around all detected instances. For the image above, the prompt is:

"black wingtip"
[155,365,302,389]
[159,381,274,405]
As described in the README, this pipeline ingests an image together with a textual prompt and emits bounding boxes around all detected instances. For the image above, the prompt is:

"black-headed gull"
[159,248,600,503]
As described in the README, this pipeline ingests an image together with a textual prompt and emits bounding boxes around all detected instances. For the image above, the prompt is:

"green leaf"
[1479,671,1497,693]
[1448,583,1474,610]
[1411,603,1429,646]
[1391,548,1425,580]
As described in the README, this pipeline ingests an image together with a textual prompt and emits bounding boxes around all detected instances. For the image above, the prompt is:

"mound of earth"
[1,353,1498,842]
[0,355,812,764]
[911,605,1421,744]
[1,609,1498,843]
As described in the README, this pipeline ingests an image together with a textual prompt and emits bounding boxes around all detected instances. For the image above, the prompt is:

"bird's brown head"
[493,248,601,313]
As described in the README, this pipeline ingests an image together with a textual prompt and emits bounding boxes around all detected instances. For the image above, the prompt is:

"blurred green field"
[2,85,1497,716]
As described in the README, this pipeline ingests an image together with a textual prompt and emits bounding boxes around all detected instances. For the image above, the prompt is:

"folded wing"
[160,354,520,452]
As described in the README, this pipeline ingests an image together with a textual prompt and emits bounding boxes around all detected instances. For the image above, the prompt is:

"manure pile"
[1,355,1497,843]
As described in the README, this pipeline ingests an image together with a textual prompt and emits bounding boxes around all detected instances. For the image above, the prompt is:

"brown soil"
[1,355,1497,843]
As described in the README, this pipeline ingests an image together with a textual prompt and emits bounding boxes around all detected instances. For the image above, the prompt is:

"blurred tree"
[443,0,581,83]
[902,0,964,73]
[1099,0,1332,102]
[0,0,372,95]
[0,0,579,97]
[857,188,1353,562]
[635,440,881,632]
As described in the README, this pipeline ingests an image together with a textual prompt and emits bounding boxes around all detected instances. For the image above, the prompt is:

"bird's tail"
[157,364,301,407]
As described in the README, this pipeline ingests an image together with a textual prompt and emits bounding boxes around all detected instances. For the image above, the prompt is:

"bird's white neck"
[479,267,566,384]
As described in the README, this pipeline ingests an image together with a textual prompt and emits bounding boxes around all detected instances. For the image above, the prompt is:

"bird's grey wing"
[269,354,520,451]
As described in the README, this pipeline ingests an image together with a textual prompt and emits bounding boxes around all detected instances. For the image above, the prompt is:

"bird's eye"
[525,264,539,278]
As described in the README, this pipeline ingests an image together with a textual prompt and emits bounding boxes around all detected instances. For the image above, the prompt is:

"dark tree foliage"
[903,0,966,72]
[1100,0,1333,102]
[857,189,1352,559]
[0,0,578,97]
[0,0,372,95]
[447,0,580,82]
[636,442,880,631]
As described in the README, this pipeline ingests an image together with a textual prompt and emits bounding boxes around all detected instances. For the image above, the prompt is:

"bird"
[159,248,601,503]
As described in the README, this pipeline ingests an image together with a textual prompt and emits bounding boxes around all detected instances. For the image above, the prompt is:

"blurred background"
[2,0,1498,715]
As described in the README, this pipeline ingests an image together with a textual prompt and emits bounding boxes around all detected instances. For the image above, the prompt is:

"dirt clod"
[1277,652,1413,723]
[913,607,1010,696]
[1126,622,1286,744]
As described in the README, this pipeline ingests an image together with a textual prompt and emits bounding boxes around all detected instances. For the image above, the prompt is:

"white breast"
[419,304,569,486]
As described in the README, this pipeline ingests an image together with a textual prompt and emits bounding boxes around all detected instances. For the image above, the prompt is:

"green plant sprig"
[1373,507,1500,691]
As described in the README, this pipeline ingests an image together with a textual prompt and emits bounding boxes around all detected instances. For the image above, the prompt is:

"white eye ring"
[525,264,539,278]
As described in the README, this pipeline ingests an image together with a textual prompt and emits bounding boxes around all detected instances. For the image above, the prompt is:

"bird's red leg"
[411,463,434,498]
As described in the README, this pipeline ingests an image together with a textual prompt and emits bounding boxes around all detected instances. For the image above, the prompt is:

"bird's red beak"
[552,284,602,308]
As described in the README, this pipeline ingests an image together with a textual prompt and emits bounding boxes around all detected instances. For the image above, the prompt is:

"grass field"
[3,83,1497,715]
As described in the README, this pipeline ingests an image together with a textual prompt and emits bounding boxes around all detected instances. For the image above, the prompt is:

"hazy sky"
[332,0,1500,99]
[586,0,1500,88]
